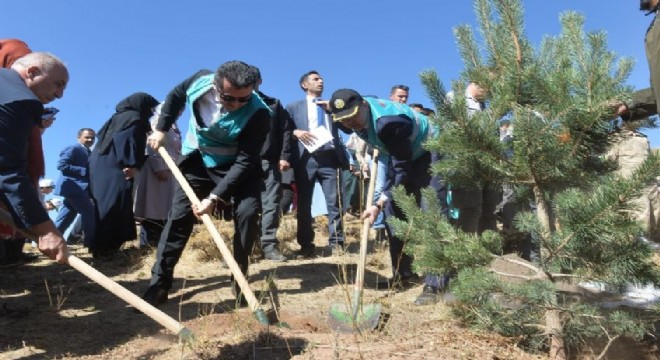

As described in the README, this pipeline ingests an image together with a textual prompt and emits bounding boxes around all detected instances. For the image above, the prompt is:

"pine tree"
[390,0,660,358]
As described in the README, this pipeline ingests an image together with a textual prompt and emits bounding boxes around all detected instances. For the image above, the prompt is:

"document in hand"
[301,126,333,153]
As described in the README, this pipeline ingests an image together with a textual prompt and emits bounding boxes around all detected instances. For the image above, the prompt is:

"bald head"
[12,52,69,104]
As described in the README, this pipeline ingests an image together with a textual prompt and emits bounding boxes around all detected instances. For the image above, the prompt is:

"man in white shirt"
[286,70,349,258]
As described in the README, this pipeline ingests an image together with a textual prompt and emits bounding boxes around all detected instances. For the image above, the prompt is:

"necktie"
[315,98,325,128]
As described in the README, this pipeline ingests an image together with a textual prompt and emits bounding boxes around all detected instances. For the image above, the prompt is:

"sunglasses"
[218,93,252,104]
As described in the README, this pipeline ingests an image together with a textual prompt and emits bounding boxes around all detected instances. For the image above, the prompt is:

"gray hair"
[12,52,66,74]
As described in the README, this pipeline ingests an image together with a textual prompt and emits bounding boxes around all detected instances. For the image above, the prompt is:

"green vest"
[181,74,270,167]
[357,97,436,160]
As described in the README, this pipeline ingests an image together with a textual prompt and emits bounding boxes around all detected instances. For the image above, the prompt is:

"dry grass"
[10,212,659,359]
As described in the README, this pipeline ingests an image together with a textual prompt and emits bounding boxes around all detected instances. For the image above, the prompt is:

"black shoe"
[414,285,439,306]
[295,245,316,260]
[141,286,169,308]
[263,248,287,262]
[134,286,169,313]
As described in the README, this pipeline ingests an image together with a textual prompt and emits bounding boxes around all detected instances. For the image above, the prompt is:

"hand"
[122,167,136,179]
[293,129,317,146]
[279,160,291,172]
[349,164,360,177]
[315,100,331,111]
[193,198,216,217]
[41,116,55,130]
[39,232,69,264]
[155,170,170,181]
[31,221,69,264]
[360,163,369,172]
[361,205,381,225]
[44,201,55,211]
[615,103,629,117]
[148,130,167,151]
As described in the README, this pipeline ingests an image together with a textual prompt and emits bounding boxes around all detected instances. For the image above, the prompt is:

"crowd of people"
[2,1,660,316]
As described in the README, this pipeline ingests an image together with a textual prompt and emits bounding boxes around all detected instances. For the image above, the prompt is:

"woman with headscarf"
[89,92,159,258]
[133,103,182,248]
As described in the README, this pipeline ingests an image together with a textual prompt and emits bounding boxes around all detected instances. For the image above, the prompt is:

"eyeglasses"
[218,93,252,104]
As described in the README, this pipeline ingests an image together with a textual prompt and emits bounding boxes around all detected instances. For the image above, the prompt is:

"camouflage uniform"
[607,131,660,242]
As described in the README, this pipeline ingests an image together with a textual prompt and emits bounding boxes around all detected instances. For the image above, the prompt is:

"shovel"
[157,147,269,325]
[328,149,382,333]
[0,207,194,342]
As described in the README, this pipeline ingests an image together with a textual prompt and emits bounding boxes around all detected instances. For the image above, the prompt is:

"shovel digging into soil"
[328,149,382,333]
[157,147,270,325]
[0,207,194,343]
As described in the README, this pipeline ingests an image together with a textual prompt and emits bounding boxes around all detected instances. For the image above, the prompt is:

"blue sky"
[3,1,656,181]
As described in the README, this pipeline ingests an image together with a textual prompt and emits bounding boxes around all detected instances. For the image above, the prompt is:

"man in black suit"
[253,67,292,262]
[143,61,270,308]
[286,70,349,258]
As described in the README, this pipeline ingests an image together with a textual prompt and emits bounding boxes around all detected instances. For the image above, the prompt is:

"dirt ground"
[0,215,657,359]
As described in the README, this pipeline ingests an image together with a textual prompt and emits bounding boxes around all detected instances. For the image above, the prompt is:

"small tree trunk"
[532,183,555,237]
[546,308,567,360]
[534,182,566,359]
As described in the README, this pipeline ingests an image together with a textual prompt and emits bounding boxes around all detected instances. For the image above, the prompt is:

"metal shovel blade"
[327,303,382,333]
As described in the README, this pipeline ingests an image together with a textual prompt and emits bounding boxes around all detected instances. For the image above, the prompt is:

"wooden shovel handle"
[0,208,189,337]
[355,149,379,292]
[157,147,266,322]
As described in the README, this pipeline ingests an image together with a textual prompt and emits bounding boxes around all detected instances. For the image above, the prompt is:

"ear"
[26,65,41,80]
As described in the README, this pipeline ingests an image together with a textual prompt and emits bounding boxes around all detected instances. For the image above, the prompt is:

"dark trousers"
[384,152,431,277]
[342,169,360,213]
[149,152,261,291]
[294,151,344,247]
[280,184,294,215]
[259,160,282,252]
[140,219,166,246]
[450,185,500,234]
[54,194,96,248]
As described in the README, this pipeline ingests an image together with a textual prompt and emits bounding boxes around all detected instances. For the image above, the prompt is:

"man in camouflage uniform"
[614,0,660,243]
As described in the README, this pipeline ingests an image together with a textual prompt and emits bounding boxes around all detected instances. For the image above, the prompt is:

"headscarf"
[96,92,159,155]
